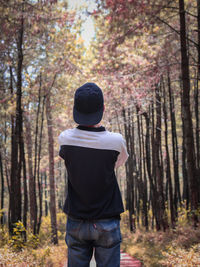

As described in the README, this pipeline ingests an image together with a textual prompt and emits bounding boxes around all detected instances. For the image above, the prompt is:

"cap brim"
[73,106,104,125]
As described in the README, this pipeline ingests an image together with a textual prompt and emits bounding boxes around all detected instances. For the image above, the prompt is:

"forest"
[0,0,200,266]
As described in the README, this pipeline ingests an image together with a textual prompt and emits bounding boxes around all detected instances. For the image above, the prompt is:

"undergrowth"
[0,211,67,266]
[120,210,200,267]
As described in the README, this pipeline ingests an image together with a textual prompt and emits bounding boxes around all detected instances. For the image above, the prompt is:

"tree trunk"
[179,0,198,226]
[181,90,189,209]
[122,108,135,232]
[155,85,168,231]
[44,171,48,217]
[37,94,46,234]
[46,93,58,244]
[34,75,41,233]
[24,115,37,234]
[167,72,181,213]
[141,116,148,231]
[163,79,175,227]
[21,134,28,238]
[0,150,4,225]
[196,0,200,201]
[10,15,24,233]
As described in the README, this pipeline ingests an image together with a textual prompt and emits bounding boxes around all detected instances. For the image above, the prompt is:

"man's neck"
[82,124,101,128]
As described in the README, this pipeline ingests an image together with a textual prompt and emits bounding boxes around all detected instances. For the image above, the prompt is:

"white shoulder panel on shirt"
[58,128,124,153]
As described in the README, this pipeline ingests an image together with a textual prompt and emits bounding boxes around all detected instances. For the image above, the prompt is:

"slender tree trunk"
[0,150,4,225]
[150,103,159,230]
[8,66,13,230]
[46,93,58,244]
[167,72,181,213]
[196,0,200,201]
[179,0,198,226]
[122,108,135,232]
[151,101,161,230]
[21,134,28,238]
[194,76,200,171]
[131,109,137,231]
[37,95,46,234]
[25,115,37,234]
[181,90,190,209]
[141,116,148,231]
[34,75,41,233]
[155,85,168,231]
[163,79,175,227]
[44,171,48,217]
[10,14,24,233]
[37,172,43,233]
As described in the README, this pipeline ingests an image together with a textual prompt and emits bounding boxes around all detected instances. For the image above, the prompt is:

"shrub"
[57,211,67,239]
[27,233,40,249]
[0,225,9,247]
[39,216,52,244]
[8,221,26,251]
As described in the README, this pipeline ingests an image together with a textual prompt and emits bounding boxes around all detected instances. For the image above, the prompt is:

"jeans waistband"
[68,215,120,222]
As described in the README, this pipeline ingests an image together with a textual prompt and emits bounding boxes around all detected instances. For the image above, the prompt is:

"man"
[58,82,128,267]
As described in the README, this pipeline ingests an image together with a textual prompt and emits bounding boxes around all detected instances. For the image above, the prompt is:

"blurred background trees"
[0,0,199,250]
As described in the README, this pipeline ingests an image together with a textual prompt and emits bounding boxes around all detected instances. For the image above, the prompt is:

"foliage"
[39,212,66,244]
[0,213,67,266]
[0,225,9,247]
[57,211,67,239]
[8,221,27,251]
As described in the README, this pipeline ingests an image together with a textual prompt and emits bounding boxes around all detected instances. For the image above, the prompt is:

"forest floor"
[1,212,200,266]
[63,251,142,267]
[121,218,200,266]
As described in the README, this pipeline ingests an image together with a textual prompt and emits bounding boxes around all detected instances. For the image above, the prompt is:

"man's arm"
[58,133,65,159]
[115,136,129,168]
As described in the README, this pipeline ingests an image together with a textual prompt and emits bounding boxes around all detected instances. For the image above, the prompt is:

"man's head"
[73,82,104,125]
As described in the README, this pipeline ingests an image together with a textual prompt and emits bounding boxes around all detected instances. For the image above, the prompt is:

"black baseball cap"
[73,82,104,125]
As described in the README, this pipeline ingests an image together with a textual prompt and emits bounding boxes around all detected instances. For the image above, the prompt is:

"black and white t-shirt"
[58,125,128,220]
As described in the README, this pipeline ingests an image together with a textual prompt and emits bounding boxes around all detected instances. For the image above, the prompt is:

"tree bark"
[140,116,148,231]
[122,108,135,232]
[196,0,200,201]
[21,134,28,238]
[34,75,41,233]
[46,92,58,244]
[155,85,168,231]
[150,103,160,230]
[181,90,189,209]
[167,72,181,213]
[44,171,48,217]
[10,14,24,233]
[36,92,46,234]
[163,79,175,227]
[179,0,198,226]
[24,114,37,234]
[0,150,4,225]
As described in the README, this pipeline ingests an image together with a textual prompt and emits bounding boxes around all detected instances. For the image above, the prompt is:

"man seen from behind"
[58,82,128,267]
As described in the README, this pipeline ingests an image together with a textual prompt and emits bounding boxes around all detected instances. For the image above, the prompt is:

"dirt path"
[120,251,142,266]
[64,251,142,266]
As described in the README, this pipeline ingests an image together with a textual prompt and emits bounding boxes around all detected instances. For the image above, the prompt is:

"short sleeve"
[115,136,129,168]
[58,133,65,159]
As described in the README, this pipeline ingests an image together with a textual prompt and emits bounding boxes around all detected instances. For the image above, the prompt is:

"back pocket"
[95,219,121,248]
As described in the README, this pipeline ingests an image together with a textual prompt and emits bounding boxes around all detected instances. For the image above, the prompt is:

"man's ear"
[103,105,105,111]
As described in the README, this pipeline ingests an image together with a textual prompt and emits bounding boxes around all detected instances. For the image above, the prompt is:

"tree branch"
[156,16,198,48]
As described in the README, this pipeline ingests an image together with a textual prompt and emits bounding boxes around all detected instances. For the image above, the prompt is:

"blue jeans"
[65,217,121,267]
